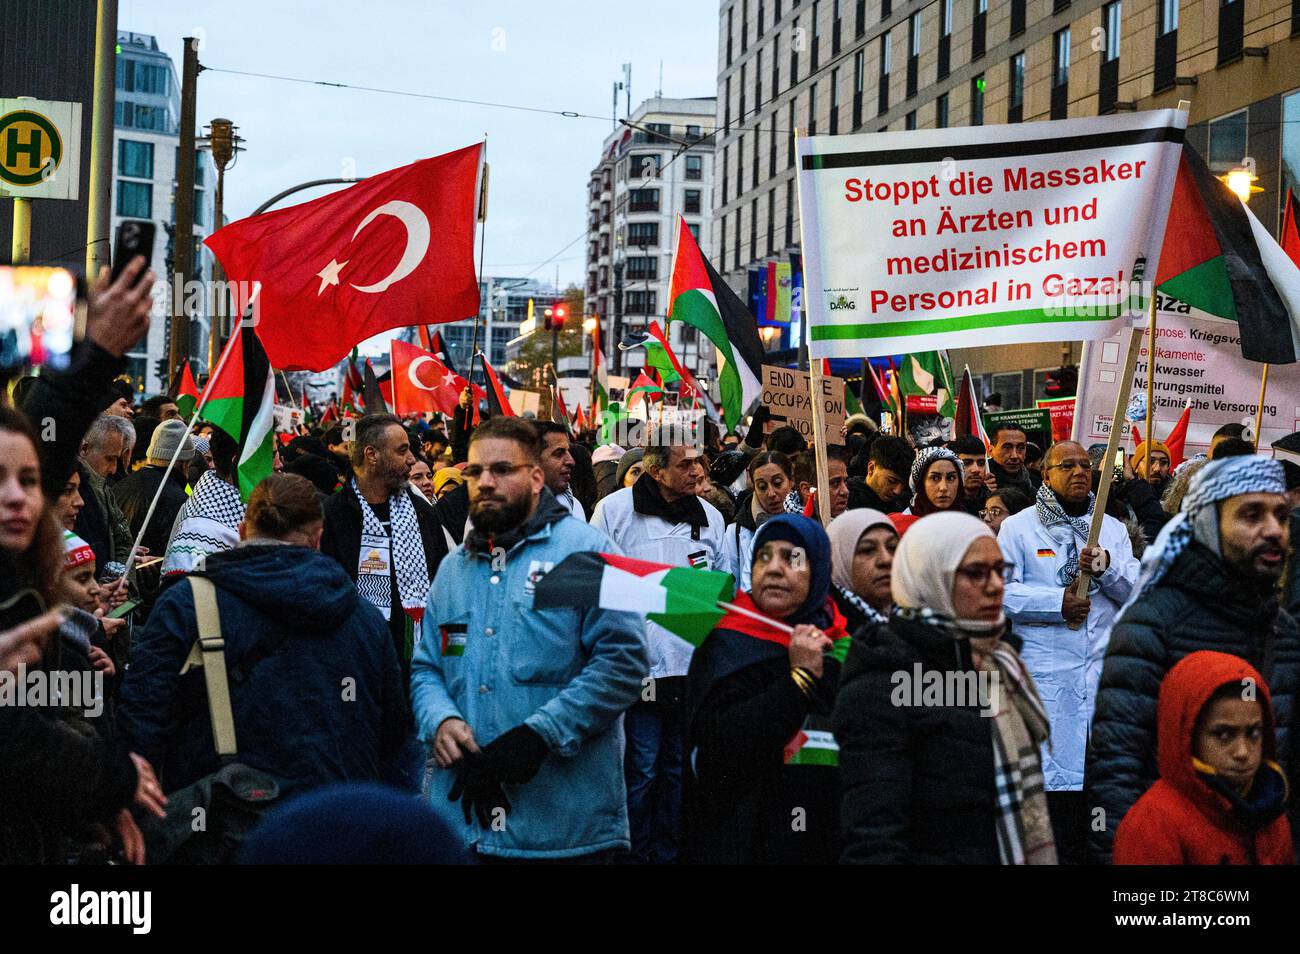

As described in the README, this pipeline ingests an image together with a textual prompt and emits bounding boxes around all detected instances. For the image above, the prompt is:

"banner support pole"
[1070,322,1145,626]
[1144,294,1158,449]
[1253,363,1270,450]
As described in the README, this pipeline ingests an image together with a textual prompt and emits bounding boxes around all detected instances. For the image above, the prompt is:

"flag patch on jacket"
[1036,548,1056,558]
[440,623,467,657]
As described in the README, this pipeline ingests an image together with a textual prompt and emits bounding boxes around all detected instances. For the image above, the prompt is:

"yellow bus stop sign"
[0,99,82,200]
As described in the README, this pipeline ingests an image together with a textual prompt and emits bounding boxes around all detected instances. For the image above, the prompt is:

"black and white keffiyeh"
[352,479,430,621]
[1033,482,1096,591]
[163,470,245,576]
[1117,455,1286,620]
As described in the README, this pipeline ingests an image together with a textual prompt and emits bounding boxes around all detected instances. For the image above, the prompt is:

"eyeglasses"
[1047,460,1091,472]
[462,462,534,481]
[954,561,1015,587]
[979,507,1007,521]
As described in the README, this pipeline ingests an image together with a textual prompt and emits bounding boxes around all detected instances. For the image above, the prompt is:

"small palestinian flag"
[620,321,685,384]
[783,723,840,767]
[175,360,199,419]
[593,343,610,411]
[668,215,765,430]
[898,350,956,418]
[439,622,467,657]
[626,370,663,410]
[479,352,515,417]
[955,365,991,451]
[1156,145,1300,364]
[532,552,736,648]
[200,323,275,501]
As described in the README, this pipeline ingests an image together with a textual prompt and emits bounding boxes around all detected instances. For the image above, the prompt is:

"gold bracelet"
[790,667,815,697]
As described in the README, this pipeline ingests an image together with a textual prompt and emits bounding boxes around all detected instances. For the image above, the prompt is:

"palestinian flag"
[199,324,276,501]
[1155,146,1300,364]
[572,403,589,436]
[668,215,765,430]
[551,382,570,426]
[593,342,610,411]
[626,369,663,410]
[955,365,991,451]
[599,402,627,445]
[898,350,956,418]
[620,321,685,383]
[362,360,389,414]
[532,552,736,647]
[479,352,515,417]
[175,361,199,419]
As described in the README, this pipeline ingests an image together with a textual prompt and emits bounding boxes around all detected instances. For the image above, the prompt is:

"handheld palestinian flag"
[955,365,991,451]
[479,352,515,417]
[620,321,685,384]
[599,402,627,445]
[199,323,276,501]
[626,369,663,410]
[532,552,736,648]
[175,361,199,419]
[668,215,765,430]
[572,402,589,435]
[898,350,956,418]
[593,340,610,412]
[1156,145,1300,364]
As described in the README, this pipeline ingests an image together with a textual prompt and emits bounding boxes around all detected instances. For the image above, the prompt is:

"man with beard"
[321,414,447,675]
[411,416,646,861]
[1087,455,1298,862]
[1111,438,1173,543]
[999,440,1140,862]
[591,443,726,864]
[533,421,584,520]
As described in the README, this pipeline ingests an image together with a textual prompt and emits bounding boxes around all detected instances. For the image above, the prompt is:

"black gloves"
[447,725,549,827]
[743,405,772,450]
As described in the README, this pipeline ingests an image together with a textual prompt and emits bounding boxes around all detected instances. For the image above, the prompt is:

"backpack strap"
[185,576,239,759]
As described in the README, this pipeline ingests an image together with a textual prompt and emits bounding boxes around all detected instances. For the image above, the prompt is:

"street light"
[1220,165,1262,202]
[198,118,246,370]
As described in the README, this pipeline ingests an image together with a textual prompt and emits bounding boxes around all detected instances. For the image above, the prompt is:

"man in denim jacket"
[411,417,647,861]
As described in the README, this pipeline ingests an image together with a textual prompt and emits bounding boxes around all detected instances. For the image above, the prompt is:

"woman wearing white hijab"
[833,511,1057,864]
[827,508,897,633]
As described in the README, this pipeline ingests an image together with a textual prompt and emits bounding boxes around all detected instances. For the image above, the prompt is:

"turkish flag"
[205,143,483,372]
[390,338,483,417]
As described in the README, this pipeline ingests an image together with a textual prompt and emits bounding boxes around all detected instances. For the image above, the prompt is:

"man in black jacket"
[114,420,194,606]
[320,414,448,674]
[989,423,1042,494]
[846,435,914,514]
[1086,455,1297,862]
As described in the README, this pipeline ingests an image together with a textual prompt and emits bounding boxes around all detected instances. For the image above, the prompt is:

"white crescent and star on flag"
[316,200,431,296]
[406,353,461,392]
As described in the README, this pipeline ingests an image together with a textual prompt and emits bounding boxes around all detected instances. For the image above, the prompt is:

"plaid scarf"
[352,480,431,622]
[1033,482,1096,591]
[980,642,1056,865]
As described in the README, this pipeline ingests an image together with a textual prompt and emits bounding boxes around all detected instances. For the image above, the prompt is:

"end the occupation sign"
[796,110,1187,359]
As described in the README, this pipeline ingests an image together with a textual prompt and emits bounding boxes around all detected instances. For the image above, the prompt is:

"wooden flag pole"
[1069,316,1148,627]
[791,125,833,527]
[1253,363,1270,449]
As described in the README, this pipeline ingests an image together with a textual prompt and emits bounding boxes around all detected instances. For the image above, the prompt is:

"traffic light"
[154,357,170,390]
[1045,365,1078,398]
[553,304,567,329]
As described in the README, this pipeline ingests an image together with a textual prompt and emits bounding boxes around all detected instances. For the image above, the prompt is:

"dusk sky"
[125,0,718,292]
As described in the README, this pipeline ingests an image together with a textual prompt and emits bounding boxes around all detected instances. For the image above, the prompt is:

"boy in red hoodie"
[1114,650,1292,864]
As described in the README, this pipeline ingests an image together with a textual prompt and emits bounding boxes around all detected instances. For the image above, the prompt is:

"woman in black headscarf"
[683,513,849,865]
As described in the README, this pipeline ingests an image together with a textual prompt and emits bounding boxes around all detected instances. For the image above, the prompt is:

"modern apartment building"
[113,31,217,392]
[585,96,717,379]
[715,0,1300,406]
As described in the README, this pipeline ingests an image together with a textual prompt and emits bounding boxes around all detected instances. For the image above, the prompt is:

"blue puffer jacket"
[117,544,410,797]
[411,494,648,860]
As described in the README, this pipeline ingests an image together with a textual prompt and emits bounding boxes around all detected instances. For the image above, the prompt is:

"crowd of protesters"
[3,258,1300,866]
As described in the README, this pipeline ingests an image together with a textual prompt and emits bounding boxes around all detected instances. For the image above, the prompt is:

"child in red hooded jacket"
[1114,650,1292,865]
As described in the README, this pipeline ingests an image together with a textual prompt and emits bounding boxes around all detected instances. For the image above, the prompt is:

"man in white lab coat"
[998,440,1139,863]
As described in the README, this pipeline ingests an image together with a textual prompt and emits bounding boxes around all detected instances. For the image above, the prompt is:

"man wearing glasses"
[410,416,646,862]
[997,440,1140,863]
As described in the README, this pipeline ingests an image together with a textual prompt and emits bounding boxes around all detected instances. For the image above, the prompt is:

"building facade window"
[1051,28,1070,120]
[627,222,659,245]
[879,30,891,115]
[1100,2,1121,114]
[830,67,840,135]
[1155,0,1178,91]
[628,188,659,213]
[785,178,794,247]
[117,139,153,178]
[1207,110,1248,173]
[905,110,917,130]
[936,93,949,128]
[853,49,865,129]
[907,12,920,98]
[685,154,703,179]
[1009,52,1025,123]
[116,180,151,218]
[1218,0,1244,66]
[972,0,988,59]
[633,153,661,178]
[808,82,817,136]
[767,188,776,255]
[1011,0,1026,37]
[627,256,658,280]
[971,74,985,125]
[625,290,658,315]
[939,0,952,79]
[685,189,702,214]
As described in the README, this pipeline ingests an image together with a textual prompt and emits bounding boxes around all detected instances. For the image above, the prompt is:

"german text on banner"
[796,110,1187,359]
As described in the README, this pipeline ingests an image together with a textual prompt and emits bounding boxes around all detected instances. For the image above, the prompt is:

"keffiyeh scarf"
[352,480,431,623]
[1033,482,1096,592]
[1117,455,1286,620]
[162,470,245,576]
[909,445,964,492]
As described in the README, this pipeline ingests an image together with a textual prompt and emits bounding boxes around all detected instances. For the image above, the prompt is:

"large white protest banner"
[1074,294,1300,455]
[796,110,1187,359]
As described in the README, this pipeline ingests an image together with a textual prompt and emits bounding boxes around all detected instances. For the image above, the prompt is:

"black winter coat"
[684,626,841,865]
[833,615,1007,864]
[1085,541,1300,862]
